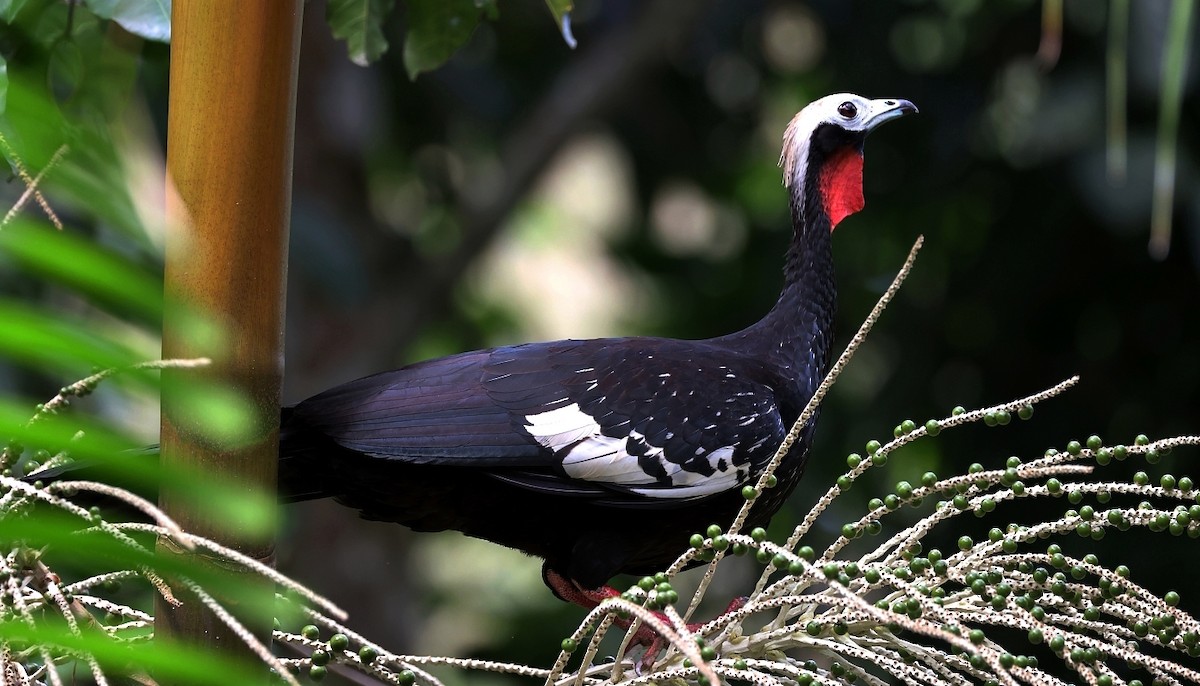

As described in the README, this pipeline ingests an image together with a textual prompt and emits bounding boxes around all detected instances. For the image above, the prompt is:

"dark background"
[270,0,1200,668]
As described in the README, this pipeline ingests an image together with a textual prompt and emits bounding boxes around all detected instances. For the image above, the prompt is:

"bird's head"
[780,93,917,230]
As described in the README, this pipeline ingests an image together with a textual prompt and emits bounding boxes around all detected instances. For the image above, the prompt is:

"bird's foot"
[544,570,748,671]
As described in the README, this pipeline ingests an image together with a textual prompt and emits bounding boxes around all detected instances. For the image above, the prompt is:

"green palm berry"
[788,560,805,575]
[689,534,705,549]
[328,634,349,651]
[1161,474,1177,490]
[301,625,320,641]
[925,419,941,436]
[969,629,985,644]
[846,453,862,468]
[894,424,904,438]
[864,568,881,583]
[750,527,767,542]
[742,485,758,500]
[1012,481,1025,495]
[797,545,815,561]
[654,572,669,583]
[958,535,973,551]
[841,523,857,539]
[773,553,790,567]
[1046,478,1062,494]
[1079,505,1094,520]
[711,535,729,551]
[1049,634,1065,652]
[836,476,852,491]
[706,524,723,538]
[1165,590,1180,606]
[733,659,748,670]
[561,638,578,653]
[765,474,778,488]
[309,666,327,681]
[310,650,330,667]
[731,543,748,556]
[921,471,938,487]
[866,439,881,455]
[755,549,772,564]
[1017,404,1033,420]
[1135,434,1150,445]
[984,412,998,427]
[1179,476,1193,492]
[638,576,656,590]
[805,621,822,636]
[995,410,1011,425]
[359,646,378,664]
[1097,490,1111,503]
[1028,629,1043,644]
[1002,538,1018,553]
[895,481,913,498]
[1068,489,1083,504]
[952,495,969,510]
[398,670,416,686]
[981,498,996,512]
[901,419,916,434]
[884,494,901,509]
[700,646,716,661]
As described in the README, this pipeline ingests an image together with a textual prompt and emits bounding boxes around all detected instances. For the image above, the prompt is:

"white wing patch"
[523,403,743,499]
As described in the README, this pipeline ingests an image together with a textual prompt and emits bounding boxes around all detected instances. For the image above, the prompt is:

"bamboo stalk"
[158,0,303,674]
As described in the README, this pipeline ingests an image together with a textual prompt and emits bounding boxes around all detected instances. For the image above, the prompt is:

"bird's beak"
[863,98,918,131]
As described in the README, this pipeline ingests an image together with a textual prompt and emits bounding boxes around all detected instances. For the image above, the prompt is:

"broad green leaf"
[327,0,395,67]
[545,0,576,48]
[85,0,170,42]
[165,378,260,449]
[0,219,164,322]
[0,622,268,685]
[0,0,29,23]
[0,298,142,378]
[402,0,480,80]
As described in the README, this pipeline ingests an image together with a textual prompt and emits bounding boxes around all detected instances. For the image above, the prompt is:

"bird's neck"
[718,191,837,387]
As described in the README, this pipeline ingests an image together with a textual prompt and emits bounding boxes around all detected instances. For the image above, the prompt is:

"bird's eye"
[837,101,858,118]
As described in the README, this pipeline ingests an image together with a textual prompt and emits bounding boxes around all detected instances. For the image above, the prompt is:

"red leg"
[543,567,749,665]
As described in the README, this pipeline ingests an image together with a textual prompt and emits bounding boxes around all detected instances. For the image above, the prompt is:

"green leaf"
[544,0,576,48]
[0,219,164,322]
[0,0,30,23]
[0,617,268,684]
[0,298,143,378]
[327,0,396,67]
[402,0,480,80]
[84,0,171,42]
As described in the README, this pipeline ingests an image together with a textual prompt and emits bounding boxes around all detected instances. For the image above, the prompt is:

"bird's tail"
[276,405,338,503]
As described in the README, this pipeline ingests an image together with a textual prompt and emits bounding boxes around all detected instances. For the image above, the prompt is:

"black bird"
[280,93,916,608]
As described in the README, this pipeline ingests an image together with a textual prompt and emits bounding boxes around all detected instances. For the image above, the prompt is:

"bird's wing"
[485,339,788,502]
[292,339,788,502]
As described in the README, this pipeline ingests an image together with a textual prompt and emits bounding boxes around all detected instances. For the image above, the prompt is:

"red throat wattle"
[819,148,865,230]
